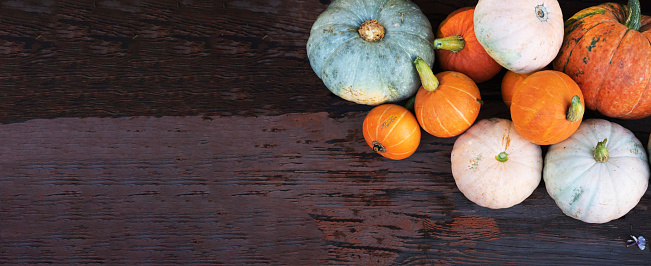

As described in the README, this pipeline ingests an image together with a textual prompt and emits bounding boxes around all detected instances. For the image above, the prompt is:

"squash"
[434,7,502,83]
[306,0,435,105]
[474,0,564,74]
[544,119,650,223]
[451,118,543,209]
[413,57,481,138]
[552,0,651,119]
[362,104,421,160]
[510,70,585,145]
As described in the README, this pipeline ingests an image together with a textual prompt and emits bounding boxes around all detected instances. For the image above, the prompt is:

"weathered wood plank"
[2,114,650,264]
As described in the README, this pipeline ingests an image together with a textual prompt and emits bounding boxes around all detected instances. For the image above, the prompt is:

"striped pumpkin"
[413,58,482,138]
[362,104,421,160]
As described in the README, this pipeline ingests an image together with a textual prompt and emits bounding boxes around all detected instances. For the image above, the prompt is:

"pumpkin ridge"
[386,35,419,67]
[320,36,360,79]
[428,102,454,137]
[442,93,472,128]
[353,0,381,22]
[363,115,375,144]
[565,8,607,28]
[601,163,621,219]
[385,126,419,150]
[349,40,368,100]
[374,0,392,19]
[557,20,611,74]
[616,35,651,118]
[375,103,394,142]
[558,163,599,214]
[389,31,434,49]
[599,28,635,116]
[380,107,409,143]
[445,84,479,100]
[578,24,625,113]
[322,6,366,27]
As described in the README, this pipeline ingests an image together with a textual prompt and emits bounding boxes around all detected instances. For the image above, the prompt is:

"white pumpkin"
[544,119,650,223]
[451,118,543,209]
[473,0,564,74]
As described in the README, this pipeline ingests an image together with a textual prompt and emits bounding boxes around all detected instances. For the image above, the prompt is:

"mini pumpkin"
[307,0,435,105]
[553,0,651,119]
[510,70,585,145]
[544,119,650,223]
[362,104,421,160]
[451,118,543,209]
[474,0,564,74]
[413,57,482,138]
[434,7,502,83]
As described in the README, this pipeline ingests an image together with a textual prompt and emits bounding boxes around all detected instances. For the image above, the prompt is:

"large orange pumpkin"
[413,57,482,138]
[362,104,421,160]
[553,0,651,119]
[435,7,502,83]
[511,70,585,145]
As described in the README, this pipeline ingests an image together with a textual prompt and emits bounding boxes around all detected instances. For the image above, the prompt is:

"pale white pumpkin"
[544,119,650,223]
[473,0,564,74]
[451,118,543,209]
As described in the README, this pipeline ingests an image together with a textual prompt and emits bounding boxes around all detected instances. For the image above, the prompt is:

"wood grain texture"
[2,0,651,264]
[2,114,651,264]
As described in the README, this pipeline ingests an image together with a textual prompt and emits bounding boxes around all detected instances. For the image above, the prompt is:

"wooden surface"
[3,0,651,264]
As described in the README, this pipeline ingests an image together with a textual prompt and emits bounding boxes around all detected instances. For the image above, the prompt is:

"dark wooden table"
[3,0,651,264]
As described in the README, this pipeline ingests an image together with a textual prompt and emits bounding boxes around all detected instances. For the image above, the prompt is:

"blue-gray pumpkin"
[307,0,435,105]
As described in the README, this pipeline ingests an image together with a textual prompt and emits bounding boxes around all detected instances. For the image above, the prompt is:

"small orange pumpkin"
[362,104,421,160]
[413,57,482,138]
[435,7,502,83]
[510,70,585,145]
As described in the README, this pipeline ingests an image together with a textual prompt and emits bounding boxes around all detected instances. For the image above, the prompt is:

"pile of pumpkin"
[306,0,651,223]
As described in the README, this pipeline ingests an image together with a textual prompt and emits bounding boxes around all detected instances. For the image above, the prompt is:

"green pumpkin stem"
[625,0,641,31]
[566,95,585,122]
[594,138,609,162]
[433,35,465,53]
[414,57,439,92]
[495,151,508,162]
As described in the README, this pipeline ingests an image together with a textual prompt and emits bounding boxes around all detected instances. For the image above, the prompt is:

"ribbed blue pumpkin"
[307,0,434,105]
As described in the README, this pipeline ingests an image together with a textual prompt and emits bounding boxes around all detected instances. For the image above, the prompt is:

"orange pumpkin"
[435,7,502,83]
[553,0,651,119]
[413,57,482,138]
[362,104,421,160]
[510,70,585,145]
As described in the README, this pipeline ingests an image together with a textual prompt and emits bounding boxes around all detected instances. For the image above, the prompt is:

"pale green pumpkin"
[544,119,650,223]
[307,0,434,105]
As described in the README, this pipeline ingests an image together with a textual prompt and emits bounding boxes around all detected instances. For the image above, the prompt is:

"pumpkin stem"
[414,57,439,92]
[625,0,641,31]
[358,19,385,42]
[372,141,386,153]
[433,35,465,53]
[594,138,609,162]
[495,151,508,162]
[566,95,585,122]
